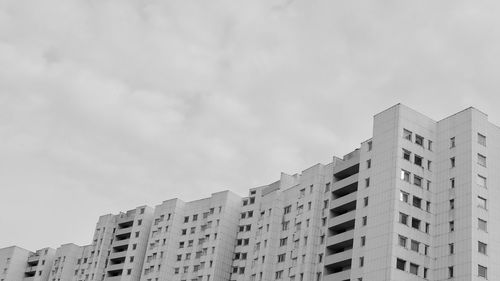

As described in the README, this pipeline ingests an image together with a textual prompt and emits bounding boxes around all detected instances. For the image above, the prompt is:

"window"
[478,265,487,278]
[366,159,371,169]
[400,191,409,203]
[363,197,369,207]
[478,241,487,255]
[275,270,283,279]
[181,229,187,235]
[403,149,411,161]
[449,243,454,254]
[398,235,407,248]
[413,175,422,187]
[284,205,291,214]
[449,221,455,232]
[478,218,487,232]
[365,178,370,187]
[477,175,487,188]
[361,236,366,246]
[411,218,421,230]
[399,213,408,225]
[448,266,454,278]
[450,157,456,168]
[279,238,287,246]
[414,155,423,166]
[184,216,189,223]
[478,133,486,146]
[450,137,455,148]
[426,201,431,212]
[367,141,373,151]
[412,196,422,209]
[427,160,432,171]
[450,199,455,210]
[409,263,419,275]
[282,221,289,231]
[478,154,486,167]
[401,170,410,182]
[359,257,364,267]
[362,216,367,226]
[424,267,428,279]
[410,240,419,252]
[427,140,432,151]
[415,135,424,146]
[450,178,455,188]
[396,258,406,271]
[403,129,412,141]
[277,254,285,263]
[478,196,487,209]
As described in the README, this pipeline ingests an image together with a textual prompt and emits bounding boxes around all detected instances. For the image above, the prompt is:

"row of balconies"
[324,153,359,281]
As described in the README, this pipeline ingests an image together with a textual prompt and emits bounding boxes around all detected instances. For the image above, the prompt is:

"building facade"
[1,104,498,281]
[140,191,241,281]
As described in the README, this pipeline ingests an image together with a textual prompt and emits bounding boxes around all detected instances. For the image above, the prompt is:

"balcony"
[105,276,122,281]
[330,192,357,211]
[324,254,351,279]
[332,175,358,194]
[116,231,131,240]
[326,229,354,246]
[27,254,40,265]
[112,238,130,248]
[328,218,355,237]
[329,210,356,227]
[323,269,351,281]
[109,256,126,266]
[107,269,123,277]
[115,226,133,236]
[333,150,360,181]
[106,262,125,272]
[25,266,37,274]
[325,249,353,266]
[108,250,127,260]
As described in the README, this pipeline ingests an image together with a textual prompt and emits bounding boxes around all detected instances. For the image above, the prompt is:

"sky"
[2,0,500,250]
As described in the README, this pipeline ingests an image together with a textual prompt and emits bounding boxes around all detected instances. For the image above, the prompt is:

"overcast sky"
[2,0,500,250]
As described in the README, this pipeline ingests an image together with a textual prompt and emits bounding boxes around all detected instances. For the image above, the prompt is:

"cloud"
[2,0,500,250]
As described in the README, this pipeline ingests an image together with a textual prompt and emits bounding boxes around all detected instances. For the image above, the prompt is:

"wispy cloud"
[1,0,500,249]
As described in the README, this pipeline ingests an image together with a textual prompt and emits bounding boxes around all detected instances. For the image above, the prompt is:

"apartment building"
[0,246,56,281]
[0,246,31,281]
[2,104,499,281]
[139,190,241,281]
[48,243,85,281]
[323,104,500,281]
[229,165,331,281]
[65,206,154,281]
